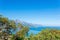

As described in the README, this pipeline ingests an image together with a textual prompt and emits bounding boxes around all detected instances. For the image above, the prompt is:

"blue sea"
[28,26,60,34]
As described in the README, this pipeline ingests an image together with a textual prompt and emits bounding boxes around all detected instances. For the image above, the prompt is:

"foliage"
[0,15,17,40]
[14,27,29,40]
[0,15,60,40]
[27,29,60,40]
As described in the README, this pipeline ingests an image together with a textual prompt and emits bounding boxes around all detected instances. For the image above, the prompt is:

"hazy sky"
[0,0,60,26]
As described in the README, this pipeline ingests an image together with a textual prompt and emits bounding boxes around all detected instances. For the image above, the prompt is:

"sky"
[0,0,60,26]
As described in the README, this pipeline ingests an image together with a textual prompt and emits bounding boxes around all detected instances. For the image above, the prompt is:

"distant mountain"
[15,20,60,31]
[15,20,42,27]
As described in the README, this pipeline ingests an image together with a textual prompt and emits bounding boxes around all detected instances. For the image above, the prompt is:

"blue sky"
[0,0,60,26]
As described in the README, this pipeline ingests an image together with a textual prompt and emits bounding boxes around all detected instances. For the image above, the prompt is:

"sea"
[28,26,60,35]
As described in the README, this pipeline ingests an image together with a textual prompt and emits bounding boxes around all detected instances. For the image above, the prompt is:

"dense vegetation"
[0,15,60,40]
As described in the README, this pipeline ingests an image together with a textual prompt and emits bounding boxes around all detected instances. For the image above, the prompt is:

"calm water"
[28,26,60,34]
[28,30,40,35]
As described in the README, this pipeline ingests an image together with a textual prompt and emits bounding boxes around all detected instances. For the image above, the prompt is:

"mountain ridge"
[15,20,60,31]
